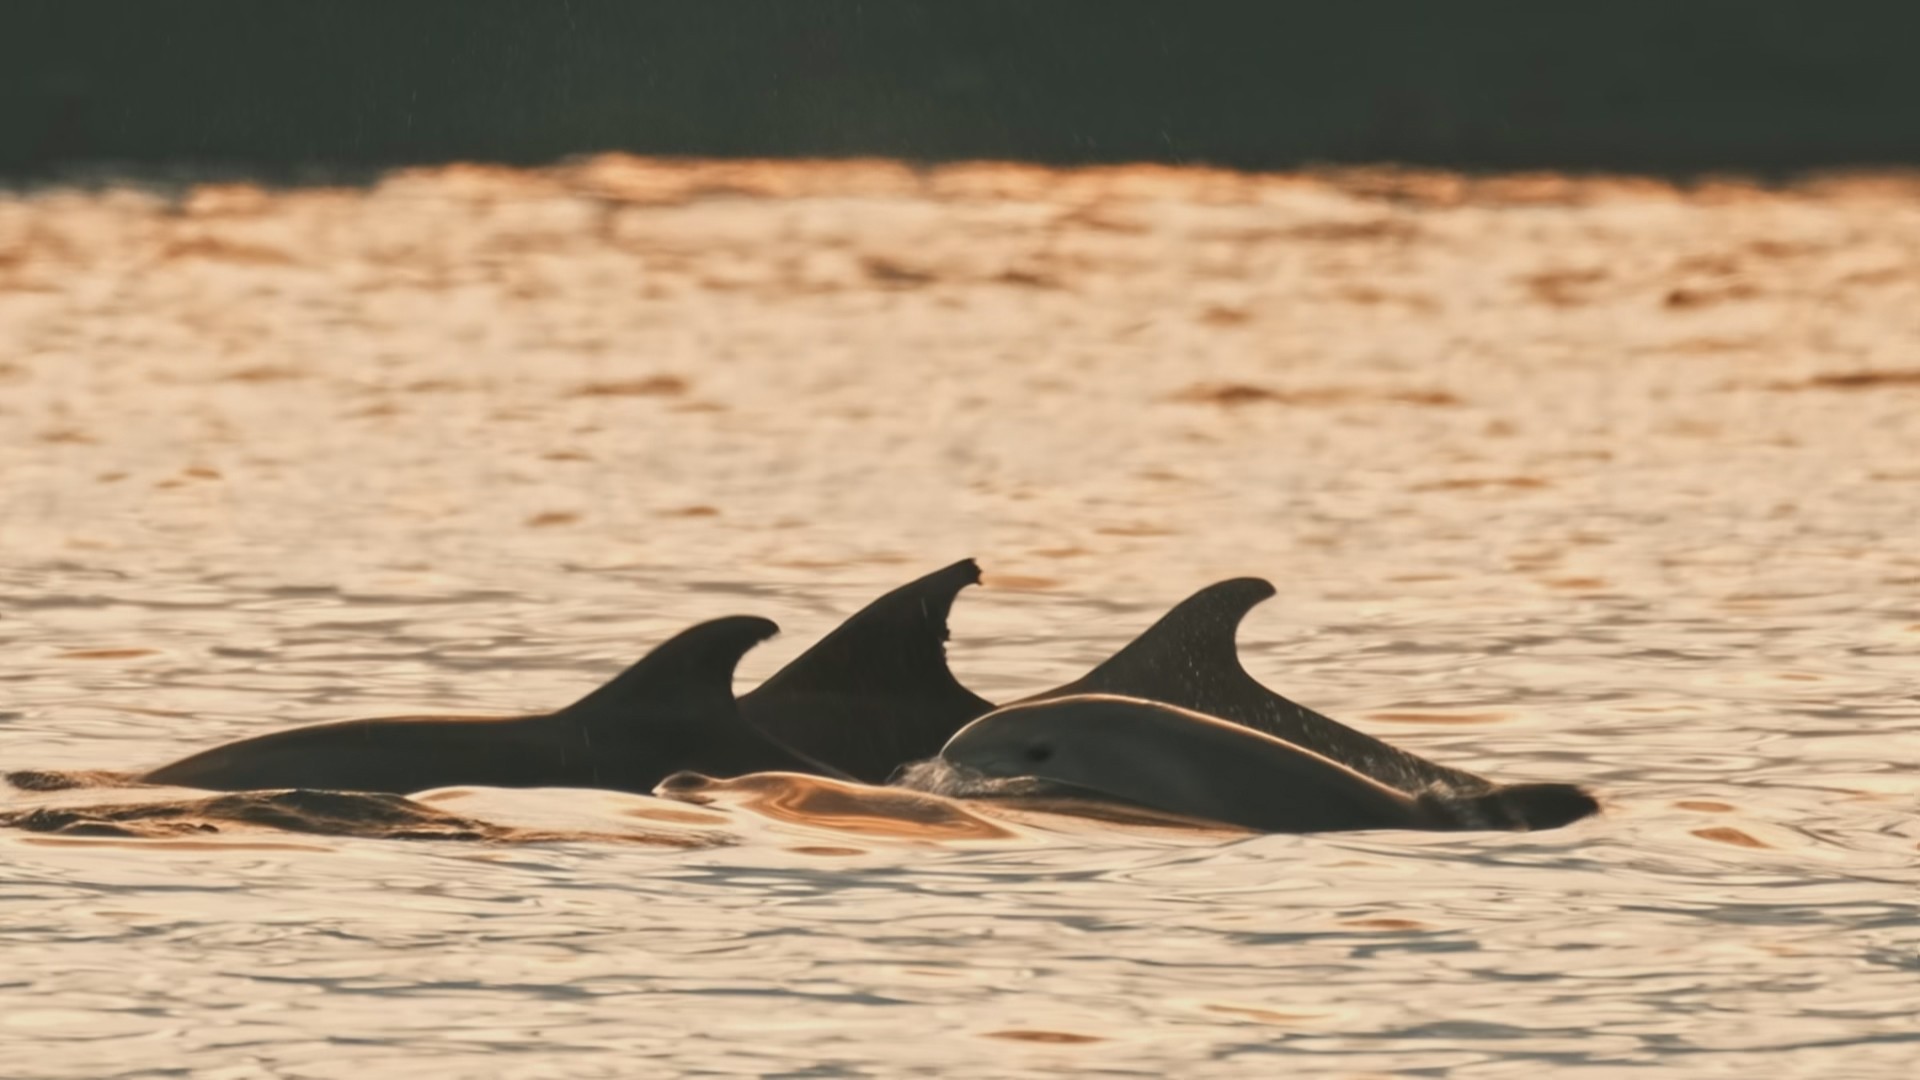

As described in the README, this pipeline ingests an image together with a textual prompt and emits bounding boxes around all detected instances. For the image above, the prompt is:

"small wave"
[0,788,726,847]
[6,769,143,792]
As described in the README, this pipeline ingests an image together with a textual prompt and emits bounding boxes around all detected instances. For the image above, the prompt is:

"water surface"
[3,160,1917,1076]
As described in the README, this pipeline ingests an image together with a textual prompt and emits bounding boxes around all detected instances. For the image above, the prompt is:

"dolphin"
[739,559,996,783]
[142,616,839,795]
[1017,577,1488,795]
[1013,579,1600,828]
[938,694,1600,833]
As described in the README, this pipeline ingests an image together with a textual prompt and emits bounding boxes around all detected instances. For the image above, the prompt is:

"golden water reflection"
[3,159,1919,1076]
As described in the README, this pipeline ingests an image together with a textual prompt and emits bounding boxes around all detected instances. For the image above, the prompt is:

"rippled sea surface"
[3,160,1919,1077]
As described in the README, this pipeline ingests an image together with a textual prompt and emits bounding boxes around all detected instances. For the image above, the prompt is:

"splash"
[889,757,1058,799]
[656,770,1018,841]
[891,759,1253,834]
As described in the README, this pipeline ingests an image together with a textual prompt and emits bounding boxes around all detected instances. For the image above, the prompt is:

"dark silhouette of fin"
[556,615,845,783]
[557,615,781,725]
[1024,578,1494,797]
[741,560,996,783]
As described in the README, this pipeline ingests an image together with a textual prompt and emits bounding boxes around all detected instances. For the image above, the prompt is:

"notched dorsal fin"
[747,559,987,702]
[557,615,779,728]
[1029,578,1491,796]
[740,560,996,783]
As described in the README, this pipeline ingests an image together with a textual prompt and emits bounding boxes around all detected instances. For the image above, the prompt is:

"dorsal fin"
[556,615,780,728]
[740,560,996,783]
[1044,578,1278,697]
[748,560,986,700]
[555,614,844,782]
[1026,578,1491,795]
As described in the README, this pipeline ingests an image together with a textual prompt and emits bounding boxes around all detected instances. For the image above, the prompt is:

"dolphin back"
[144,615,834,795]
[942,695,1443,834]
[1027,578,1493,797]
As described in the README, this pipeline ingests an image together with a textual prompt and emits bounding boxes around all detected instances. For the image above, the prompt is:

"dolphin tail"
[1487,782,1602,830]
[1422,781,1601,831]
[740,559,996,783]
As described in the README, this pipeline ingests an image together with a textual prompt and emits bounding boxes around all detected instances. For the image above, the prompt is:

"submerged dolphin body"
[142,616,837,795]
[739,559,996,784]
[939,694,1599,833]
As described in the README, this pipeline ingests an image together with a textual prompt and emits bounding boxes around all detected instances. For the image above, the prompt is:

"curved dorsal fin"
[1027,578,1491,795]
[556,615,780,728]
[740,560,996,783]
[1042,577,1278,699]
[555,614,845,782]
